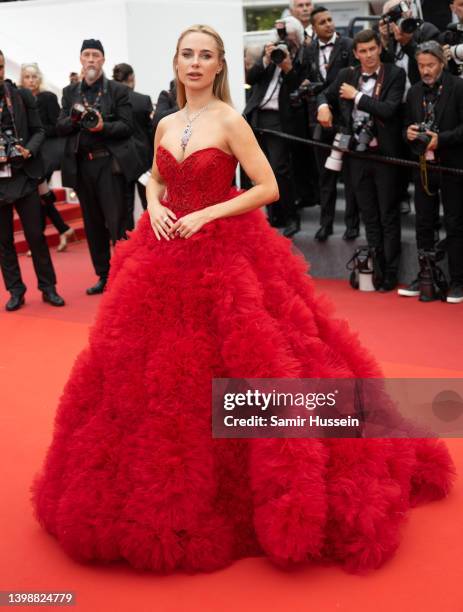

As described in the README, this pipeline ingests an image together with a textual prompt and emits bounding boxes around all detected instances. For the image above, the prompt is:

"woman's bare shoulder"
[218,103,245,127]
[157,110,183,131]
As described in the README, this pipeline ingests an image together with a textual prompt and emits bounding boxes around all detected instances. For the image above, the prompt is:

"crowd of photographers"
[1,0,463,311]
[0,38,166,311]
[244,0,463,303]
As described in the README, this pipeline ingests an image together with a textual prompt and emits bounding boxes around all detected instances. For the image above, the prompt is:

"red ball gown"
[32,146,455,573]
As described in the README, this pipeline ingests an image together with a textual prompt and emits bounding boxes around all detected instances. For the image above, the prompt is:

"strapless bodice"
[156,145,239,215]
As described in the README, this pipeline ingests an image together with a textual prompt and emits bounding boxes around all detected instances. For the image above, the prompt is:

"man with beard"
[58,39,141,295]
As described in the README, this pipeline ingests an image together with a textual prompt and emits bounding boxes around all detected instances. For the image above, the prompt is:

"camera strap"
[418,82,443,196]
[81,88,103,111]
[1,83,20,141]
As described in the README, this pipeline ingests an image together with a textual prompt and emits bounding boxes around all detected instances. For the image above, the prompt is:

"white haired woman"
[20,63,75,252]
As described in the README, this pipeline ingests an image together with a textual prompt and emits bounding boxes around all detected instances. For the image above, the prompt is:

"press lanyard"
[81,87,103,111]
[422,83,443,126]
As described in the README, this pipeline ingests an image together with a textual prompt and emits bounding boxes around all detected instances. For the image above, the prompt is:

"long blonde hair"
[20,62,44,92]
[173,25,233,108]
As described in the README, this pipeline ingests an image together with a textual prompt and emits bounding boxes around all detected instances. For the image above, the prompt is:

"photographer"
[244,16,307,237]
[317,29,406,291]
[304,6,359,241]
[289,0,315,43]
[379,0,440,87]
[0,49,64,311]
[112,62,154,227]
[440,0,463,78]
[401,41,463,303]
[58,39,141,295]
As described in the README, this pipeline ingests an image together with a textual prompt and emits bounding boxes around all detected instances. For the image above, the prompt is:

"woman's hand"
[168,209,212,240]
[147,202,177,240]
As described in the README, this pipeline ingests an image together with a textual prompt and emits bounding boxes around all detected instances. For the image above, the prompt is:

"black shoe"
[397,278,420,297]
[5,292,25,312]
[42,288,65,307]
[342,228,360,241]
[282,218,301,238]
[447,283,463,304]
[314,225,333,242]
[86,278,107,295]
[379,275,398,292]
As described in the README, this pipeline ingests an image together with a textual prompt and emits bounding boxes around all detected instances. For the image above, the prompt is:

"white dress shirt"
[318,33,337,81]
[260,58,282,111]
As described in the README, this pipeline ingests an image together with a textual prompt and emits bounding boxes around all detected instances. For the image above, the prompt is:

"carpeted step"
[13,202,82,233]
[15,218,86,254]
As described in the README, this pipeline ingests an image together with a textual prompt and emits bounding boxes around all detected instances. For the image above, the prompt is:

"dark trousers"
[75,155,127,279]
[125,181,147,232]
[40,172,70,235]
[291,141,319,206]
[414,172,463,284]
[0,190,57,295]
[255,110,298,226]
[41,200,70,235]
[349,157,401,276]
[314,130,359,230]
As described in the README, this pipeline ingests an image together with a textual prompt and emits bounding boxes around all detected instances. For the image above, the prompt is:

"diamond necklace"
[180,103,210,151]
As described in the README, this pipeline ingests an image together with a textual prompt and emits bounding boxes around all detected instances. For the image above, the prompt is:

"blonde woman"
[33,26,454,574]
[20,63,75,251]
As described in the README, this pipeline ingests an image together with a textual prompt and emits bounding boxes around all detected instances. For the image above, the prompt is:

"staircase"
[14,188,86,254]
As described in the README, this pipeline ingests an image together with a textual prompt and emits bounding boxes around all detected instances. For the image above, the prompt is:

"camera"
[289,81,324,108]
[71,103,100,129]
[409,122,432,156]
[325,131,352,172]
[352,117,376,152]
[441,22,463,47]
[270,21,290,65]
[0,129,25,177]
[381,1,423,35]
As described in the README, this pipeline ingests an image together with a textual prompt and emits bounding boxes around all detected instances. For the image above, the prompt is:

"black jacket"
[303,34,354,126]
[404,71,463,169]
[36,90,65,176]
[153,84,178,134]
[243,51,306,134]
[421,0,452,32]
[57,76,142,187]
[2,81,45,179]
[128,88,153,173]
[317,63,406,157]
[381,22,440,85]
[304,35,355,87]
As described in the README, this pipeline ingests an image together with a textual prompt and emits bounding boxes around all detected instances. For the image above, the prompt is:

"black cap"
[81,39,105,56]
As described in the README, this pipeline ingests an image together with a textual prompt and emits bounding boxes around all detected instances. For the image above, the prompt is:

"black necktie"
[320,42,334,49]
[361,73,378,83]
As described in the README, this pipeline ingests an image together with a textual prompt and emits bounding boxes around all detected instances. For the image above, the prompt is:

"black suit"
[404,71,463,284]
[244,53,306,226]
[0,82,58,296]
[305,35,358,231]
[319,63,406,279]
[57,75,141,280]
[421,0,452,32]
[125,88,153,228]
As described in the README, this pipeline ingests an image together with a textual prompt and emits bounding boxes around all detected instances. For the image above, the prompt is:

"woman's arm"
[146,117,177,240]
[205,112,279,221]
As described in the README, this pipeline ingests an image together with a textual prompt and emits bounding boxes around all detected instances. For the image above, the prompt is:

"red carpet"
[1,242,462,612]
